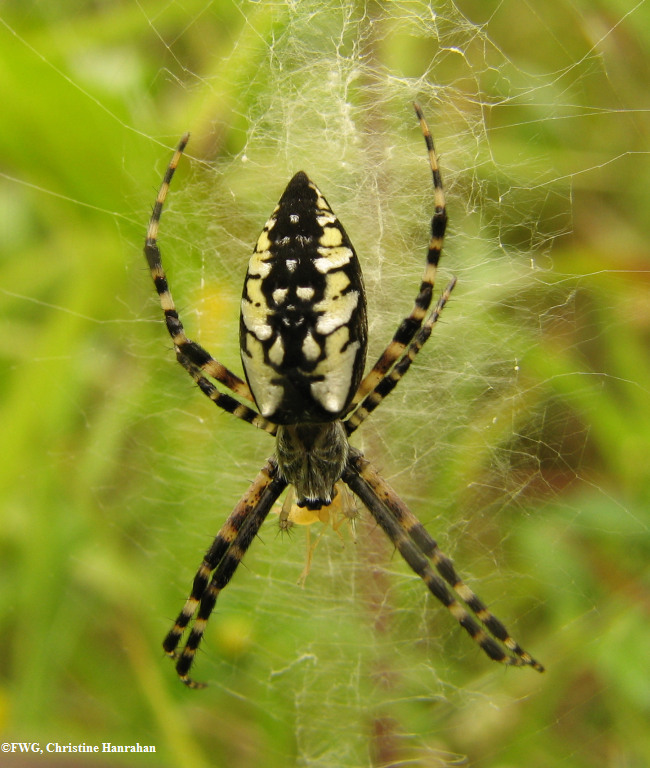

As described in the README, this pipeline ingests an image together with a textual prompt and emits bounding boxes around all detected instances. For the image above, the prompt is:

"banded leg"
[163,459,288,687]
[343,454,543,672]
[162,459,281,658]
[345,276,456,434]
[144,134,256,406]
[347,103,448,411]
[176,351,277,435]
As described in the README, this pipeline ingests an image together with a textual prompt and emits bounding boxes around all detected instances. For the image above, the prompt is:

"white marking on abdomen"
[272,288,288,305]
[314,246,353,272]
[296,286,315,301]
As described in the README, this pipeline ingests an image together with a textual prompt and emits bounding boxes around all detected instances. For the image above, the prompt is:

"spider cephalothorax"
[145,105,543,687]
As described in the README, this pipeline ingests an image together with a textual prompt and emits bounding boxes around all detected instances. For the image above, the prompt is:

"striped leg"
[144,134,256,409]
[176,351,276,435]
[345,276,456,434]
[343,453,543,672]
[163,459,288,687]
[347,103,448,411]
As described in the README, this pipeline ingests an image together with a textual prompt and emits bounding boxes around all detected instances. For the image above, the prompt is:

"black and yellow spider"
[145,105,543,687]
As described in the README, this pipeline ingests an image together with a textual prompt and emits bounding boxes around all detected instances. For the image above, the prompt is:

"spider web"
[132,4,576,763]
[2,1,648,767]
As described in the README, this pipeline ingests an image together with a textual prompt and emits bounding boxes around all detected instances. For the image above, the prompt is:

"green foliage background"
[1,1,649,766]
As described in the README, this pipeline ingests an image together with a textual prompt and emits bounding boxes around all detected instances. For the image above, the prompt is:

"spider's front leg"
[343,452,544,672]
[163,459,287,688]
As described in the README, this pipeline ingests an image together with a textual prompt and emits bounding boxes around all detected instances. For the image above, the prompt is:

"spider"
[145,104,544,687]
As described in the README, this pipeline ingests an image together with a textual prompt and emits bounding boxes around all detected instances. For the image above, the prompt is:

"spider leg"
[347,103,448,412]
[176,351,277,434]
[345,276,456,434]
[144,134,256,405]
[342,453,543,672]
[163,459,287,687]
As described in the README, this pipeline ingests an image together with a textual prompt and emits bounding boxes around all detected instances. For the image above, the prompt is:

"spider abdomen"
[240,171,368,424]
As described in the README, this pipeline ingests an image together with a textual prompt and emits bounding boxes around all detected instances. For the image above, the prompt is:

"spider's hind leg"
[345,276,456,434]
[347,103,448,412]
[144,134,257,408]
